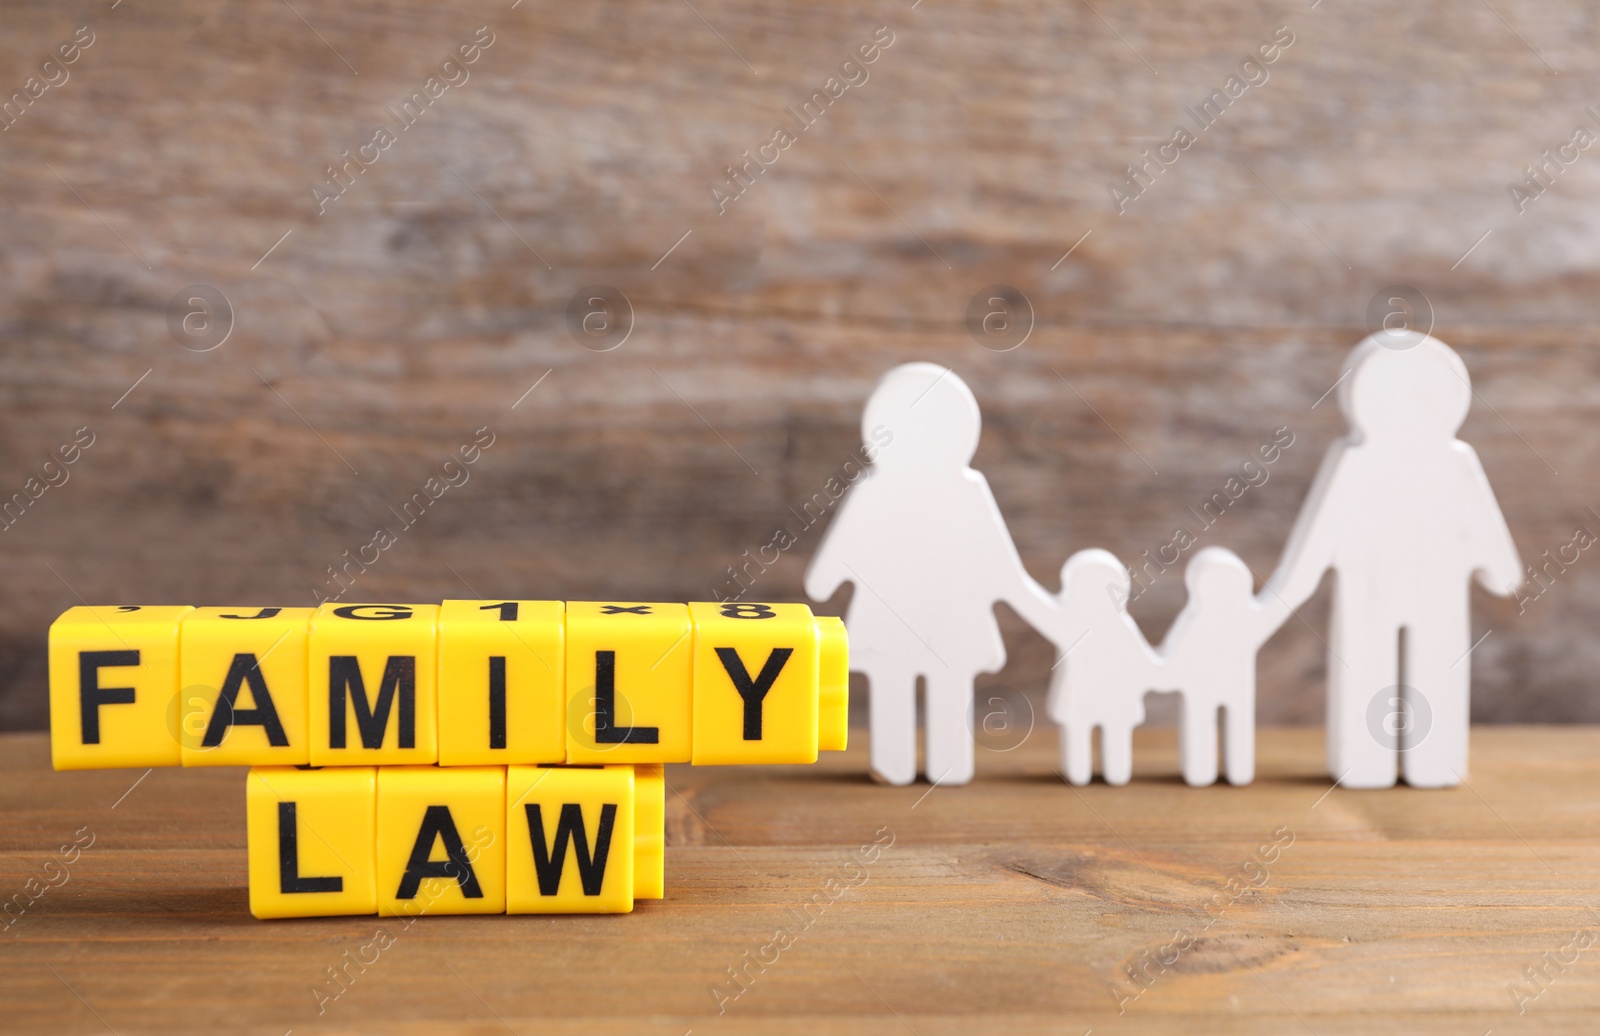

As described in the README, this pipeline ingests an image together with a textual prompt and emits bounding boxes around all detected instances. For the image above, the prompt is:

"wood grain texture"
[0,1,1597,731]
[3,728,1600,1033]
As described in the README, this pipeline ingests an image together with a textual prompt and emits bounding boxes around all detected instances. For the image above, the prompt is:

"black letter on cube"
[526,802,617,896]
[328,656,415,749]
[278,802,343,894]
[714,646,794,740]
[395,805,483,899]
[78,650,139,744]
[204,653,290,747]
[592,651,658,744]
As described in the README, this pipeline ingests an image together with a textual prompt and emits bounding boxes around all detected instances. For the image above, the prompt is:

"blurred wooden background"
[1,0,1596,732]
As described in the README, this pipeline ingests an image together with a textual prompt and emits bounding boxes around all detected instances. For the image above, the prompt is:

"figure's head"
[1059,549,1132,615]
[862,363,981,469]
[1338,333,1472,443]
[1183,546,1254,604]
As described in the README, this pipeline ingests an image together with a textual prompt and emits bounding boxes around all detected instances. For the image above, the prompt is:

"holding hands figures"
[807,336,1521,788]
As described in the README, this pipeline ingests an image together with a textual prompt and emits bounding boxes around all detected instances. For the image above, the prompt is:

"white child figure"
[805,363,1058,786]
[1159,547,1289,787]
[1264,333,1523,788]
[1043,550,1163,786]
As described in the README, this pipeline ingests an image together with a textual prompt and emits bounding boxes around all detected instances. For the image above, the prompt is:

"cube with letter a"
[308,604,439,766]
[49,606,193,770]
[180,607,312,767]
[376,765,507,917]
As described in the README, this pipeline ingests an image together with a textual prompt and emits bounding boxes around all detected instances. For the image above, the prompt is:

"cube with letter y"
[688,601,823,765]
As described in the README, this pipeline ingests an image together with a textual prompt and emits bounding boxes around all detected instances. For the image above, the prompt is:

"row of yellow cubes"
[49,601,848,771]
[248,763,663,918]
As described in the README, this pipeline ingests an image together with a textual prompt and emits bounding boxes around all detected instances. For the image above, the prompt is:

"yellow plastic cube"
[179,607,312,767]
[437,600,565,767]
[308,604,439,766]
[505,764,637,914]
[48,605,192,770]
[247,766,377,919]
[564,602,691,764]
[633,764,665,900]
[816,615,850,753]
[376,765,506,917]
[688,602,822,765]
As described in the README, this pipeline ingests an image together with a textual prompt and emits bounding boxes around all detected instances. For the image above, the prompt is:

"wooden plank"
[0,0,1595,736]
[1,728,1599,1033]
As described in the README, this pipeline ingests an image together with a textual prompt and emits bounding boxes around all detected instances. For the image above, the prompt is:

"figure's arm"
[970,474,1062,633]
[1263,443,1350,611]
[803,503,856,602]
[1248,587,1295,648]
[1006,572,1063,634]
[1460,445,1524,596]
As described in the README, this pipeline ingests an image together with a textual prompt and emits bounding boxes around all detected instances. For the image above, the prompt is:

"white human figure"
[1042,550,1163,786]
[805,363,1058,786]
[1159,547,1289,787]
[1264,333,1523,789]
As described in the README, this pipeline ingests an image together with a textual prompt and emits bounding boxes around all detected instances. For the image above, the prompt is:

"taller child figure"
[1266,334,1523,788]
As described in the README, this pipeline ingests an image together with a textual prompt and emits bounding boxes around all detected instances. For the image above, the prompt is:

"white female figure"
[1265,334,1523,788]
[805,364,1057,786]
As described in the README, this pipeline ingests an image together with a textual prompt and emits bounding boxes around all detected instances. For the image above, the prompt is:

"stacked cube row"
[48,600,846,918]
[248,762,664,918]
[49,600,848,770]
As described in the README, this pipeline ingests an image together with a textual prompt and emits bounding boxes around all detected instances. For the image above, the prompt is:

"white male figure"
[1265,334,1523,788]
[805,363,1058,786]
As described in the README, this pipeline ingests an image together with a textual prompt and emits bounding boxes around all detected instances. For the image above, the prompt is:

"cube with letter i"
[436,600,565,766]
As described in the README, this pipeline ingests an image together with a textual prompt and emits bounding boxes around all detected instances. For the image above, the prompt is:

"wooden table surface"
[3,728,1598,1034]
